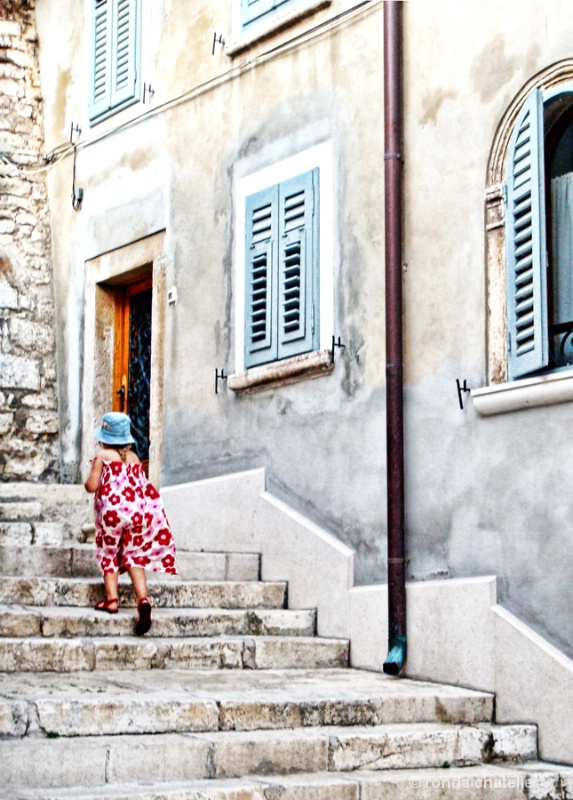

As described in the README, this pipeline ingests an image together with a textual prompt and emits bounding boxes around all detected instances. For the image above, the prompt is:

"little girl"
[84,411,177,636]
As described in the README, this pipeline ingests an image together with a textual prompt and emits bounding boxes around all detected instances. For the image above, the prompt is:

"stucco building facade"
[3,0,573,676]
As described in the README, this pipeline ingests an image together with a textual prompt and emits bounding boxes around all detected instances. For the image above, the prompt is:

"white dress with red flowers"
[94,461,177,575]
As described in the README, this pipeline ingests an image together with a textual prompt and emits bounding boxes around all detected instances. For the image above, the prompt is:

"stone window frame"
[473,60,573,416]
[226,0,332,58]
[229,140,335,394]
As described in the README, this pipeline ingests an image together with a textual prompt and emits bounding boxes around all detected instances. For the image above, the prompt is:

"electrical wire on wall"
[0,0,381,186]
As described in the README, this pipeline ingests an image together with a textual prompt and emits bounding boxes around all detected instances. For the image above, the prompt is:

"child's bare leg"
[128,567,148,603]
[104,572,119,601]
[130,567,152,635]
[94,572,119,612]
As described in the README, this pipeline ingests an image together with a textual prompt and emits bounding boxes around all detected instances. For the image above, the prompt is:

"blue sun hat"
[94,412,135,445]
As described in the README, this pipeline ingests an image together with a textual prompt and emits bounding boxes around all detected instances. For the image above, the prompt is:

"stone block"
[162,638,245,670]
[263,773,359,800]
[0,699,30,738]
[253,637,349,669]
[0,176,32,195]
[2,49,31,69]
[25,410,59,435]
[0,411,13,433]
[0,354,40,390]
[226,552,261,581]
[35,697,219,737]
[212,728,330,779]
[0,737,108,788]
[328,724,463,772]
[0,63,24,81]
[0,22,22,37]
[0,522,32,545]
[0,607,41,637]
[106,733,211,783]
[0,280,18,310]
[33,523,66,546]
[0,638,94,672]
[0,501,42,521]
[0,219,16,234]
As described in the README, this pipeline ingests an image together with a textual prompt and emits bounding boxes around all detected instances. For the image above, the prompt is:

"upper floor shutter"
[505,89,548,380]
[245,186,278,368]
[241,0,275,26]
[90,0,112,121]
[241,0,296,27]
[277,169,319,359]
[110,0,139,109]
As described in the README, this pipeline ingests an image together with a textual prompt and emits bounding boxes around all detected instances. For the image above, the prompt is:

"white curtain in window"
[551,173,573,325]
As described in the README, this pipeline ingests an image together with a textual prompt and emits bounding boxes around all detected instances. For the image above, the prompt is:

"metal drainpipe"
[382,0,407,677]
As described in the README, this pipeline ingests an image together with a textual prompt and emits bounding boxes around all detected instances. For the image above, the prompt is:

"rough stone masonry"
[0,0,60,482]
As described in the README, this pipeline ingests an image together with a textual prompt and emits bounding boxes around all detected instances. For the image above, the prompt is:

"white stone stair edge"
[161,467,573,766]
[4,764,573,800]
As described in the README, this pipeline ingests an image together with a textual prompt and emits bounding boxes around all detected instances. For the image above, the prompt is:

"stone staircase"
[1,497,573,798]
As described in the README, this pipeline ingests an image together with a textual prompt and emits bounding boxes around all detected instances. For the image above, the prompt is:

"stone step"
[0,633,349,672]
[5,763,573,800]
[0,604,316,638]
[0,723,537,789]
[0,576,287,609]
[0,545,261,581]
[0,668,493,738]
[0,499,42,521]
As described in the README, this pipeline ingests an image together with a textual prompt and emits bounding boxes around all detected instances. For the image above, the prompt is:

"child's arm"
[84,457,104,493]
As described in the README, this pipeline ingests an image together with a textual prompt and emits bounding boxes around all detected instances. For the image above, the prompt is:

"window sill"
[226,0,332,58]
[228,349,334,394]
[471,370,573,416]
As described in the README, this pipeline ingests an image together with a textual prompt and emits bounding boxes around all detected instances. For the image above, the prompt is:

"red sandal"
[94,597,119,614]
[135,597,152,636]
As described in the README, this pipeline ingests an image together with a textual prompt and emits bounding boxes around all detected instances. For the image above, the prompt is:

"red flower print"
[133,535,144,548]
[109,494,121,506]
[104,534,116,546]
[144,484,159,500]
[155,529,171,546]
[131,512,143,526]
[144,513,154,527]
[161,554,175,569]
[110,462,123,476]
[123,532,132,546]
[142,541,152,552]
[95,534,103,548]
[122,487,135,502]
[166,567,177,575]
[133,556,151,567]
[131,525,143,535]
[103,510,121,528]
[136,487,144,498]
[100,484,111,497]
[101,557,112,569]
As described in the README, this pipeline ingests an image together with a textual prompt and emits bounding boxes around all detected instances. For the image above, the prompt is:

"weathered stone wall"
[0,0,59,481]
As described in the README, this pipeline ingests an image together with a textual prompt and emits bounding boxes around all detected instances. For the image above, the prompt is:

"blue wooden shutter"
[241,0,275,26]
[90,0,112,121]
[505,89,548,380]
[110,0,139,109]
[241,0,294,27]
[277,169,319,360]
[245,186,278,368]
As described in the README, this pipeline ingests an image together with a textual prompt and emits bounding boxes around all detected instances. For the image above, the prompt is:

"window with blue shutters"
[241,0,299,30]
[244,169,319,368]
[90,0,141,124]
[505,87,573,380]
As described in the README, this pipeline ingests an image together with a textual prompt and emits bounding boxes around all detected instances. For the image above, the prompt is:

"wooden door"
[113,277,153,472]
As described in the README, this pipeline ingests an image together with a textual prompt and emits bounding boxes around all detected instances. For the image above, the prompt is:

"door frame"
[82,232,167,487]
